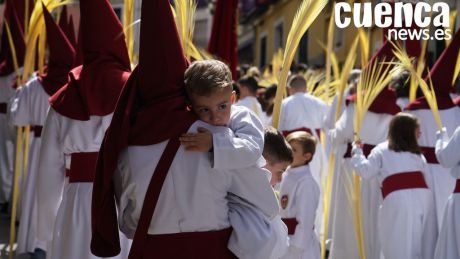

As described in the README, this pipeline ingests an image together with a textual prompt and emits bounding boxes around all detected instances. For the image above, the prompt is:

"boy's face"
[289,140,312,167]
[265,161,290,186]
[190,88,236,126]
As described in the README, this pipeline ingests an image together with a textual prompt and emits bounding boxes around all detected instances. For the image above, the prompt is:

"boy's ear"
[231,91,236,104]
[303,152,312,162]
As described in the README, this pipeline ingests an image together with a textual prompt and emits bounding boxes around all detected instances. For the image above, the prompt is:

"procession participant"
[351,113,437,259]
[434,125,460,258]
[91,1,282,258]
[9,4,75,256]
[279,131,321,259]
[328,40,402,259]
[0,0,30,213]
[36,0,132,258]
[405,29,460,230]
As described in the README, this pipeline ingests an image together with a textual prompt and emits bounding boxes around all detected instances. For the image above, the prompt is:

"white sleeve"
[290,179,319,250]
[350,146,381,179]
[36,109,65,245]
[9,85,32,126]
[212,108,265,170]
[328,105,354,148]
[228,168,279,218]
[435,126,460,168]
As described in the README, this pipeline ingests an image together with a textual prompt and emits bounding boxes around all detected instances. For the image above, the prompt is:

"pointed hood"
[208,0,239,79]
[49,0,131,120]
[91,0,197,256]
[37,3,76,96]
[58,6,76,48]
[406,29,460,111]
[0,0,30,77]
[347,40,401,115]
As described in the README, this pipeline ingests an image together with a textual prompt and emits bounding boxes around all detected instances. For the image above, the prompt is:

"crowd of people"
[0,0,460,259]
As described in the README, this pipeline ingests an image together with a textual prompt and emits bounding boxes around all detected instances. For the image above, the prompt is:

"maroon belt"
[282,218,298,235]
[420,146,439,164]
[282,127,321,137]
[142,227,236,259]
[30,125,43,137]
[454,179,460,193]
[343,143,375,158]
[381,171,428,199]
[0,103,6,114]
[66,152,99,183]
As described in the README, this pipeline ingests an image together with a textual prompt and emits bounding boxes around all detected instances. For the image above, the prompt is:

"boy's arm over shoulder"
[212,106,265,170]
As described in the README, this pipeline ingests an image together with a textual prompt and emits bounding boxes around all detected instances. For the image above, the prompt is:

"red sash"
[66,152,99,183]
[0,103,6,114]
[282,127,321,137]
[142,228,235,259]
[454,179,460,193]
[281,218,298,235]
[420,146,439,164]
[381,171,428,199]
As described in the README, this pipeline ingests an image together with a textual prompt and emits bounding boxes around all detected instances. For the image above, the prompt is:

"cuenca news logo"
[335,2,452,41]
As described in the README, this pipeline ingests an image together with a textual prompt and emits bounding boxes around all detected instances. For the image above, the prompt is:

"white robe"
[279,165,320,259]
[328,104,393,259]
[407,107,460,229]
[234,96,265,123]
[434,126,460,259]
[351,142,437,259]
[9,76,49,254]
[0,72,17,204]
[114,118,283,256]
[278,92,329,237]
[37,109,130,259]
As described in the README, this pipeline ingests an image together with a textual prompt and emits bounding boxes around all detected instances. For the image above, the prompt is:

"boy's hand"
[179,127,213,152]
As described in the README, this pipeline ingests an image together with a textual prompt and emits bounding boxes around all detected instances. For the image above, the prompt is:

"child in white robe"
[279,131,320,259]
[434,126,460,258]
[180,60,287,259]
[351,113,437,259]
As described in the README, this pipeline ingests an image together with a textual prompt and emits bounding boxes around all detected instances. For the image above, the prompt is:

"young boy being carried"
[180,60,288,259]
[280,131,320,259]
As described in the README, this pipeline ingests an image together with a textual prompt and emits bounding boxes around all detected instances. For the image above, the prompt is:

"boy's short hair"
[184,60,233,97]
[286,131,316,163]
[288,75,307,90]
[238,76,259,95]
[263,126,293,164]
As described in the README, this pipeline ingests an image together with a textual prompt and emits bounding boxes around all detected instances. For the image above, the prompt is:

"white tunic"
[407,107,460,229]
[234,96,264,123]
[434,126,460,259]
[9,76,49,254]
[114,117,282,255]
[0,72,17,204]
[351,142,437,259]
[279,165,320,259]
[278,92,329,238]
[328,104,393,259]
[37,109,130,259]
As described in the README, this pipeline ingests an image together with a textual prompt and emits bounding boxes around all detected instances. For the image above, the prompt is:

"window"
[298,32,308,64]
[260,33,268,68]
[274,19,284,51]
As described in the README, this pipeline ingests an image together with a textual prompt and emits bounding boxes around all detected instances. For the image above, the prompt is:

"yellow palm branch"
[272,0,328,128]
[392,42,443,130]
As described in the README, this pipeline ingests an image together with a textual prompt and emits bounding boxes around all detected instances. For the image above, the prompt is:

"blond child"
[280,131,320,259]
[180,60,287,259]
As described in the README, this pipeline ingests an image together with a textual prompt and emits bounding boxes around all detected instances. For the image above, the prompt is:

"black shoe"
[30,248,46,259]
[0,202,8,214]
